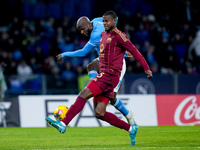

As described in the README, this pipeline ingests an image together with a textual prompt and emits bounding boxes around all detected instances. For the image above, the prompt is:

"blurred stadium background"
[0,0,200,128]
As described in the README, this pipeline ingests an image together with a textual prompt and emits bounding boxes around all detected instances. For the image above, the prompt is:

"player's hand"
[56,54,63,62]
[145,70,153,78]
[125,50,133,57]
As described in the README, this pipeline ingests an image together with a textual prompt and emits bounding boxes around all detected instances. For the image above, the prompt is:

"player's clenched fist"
[56,54,63,62]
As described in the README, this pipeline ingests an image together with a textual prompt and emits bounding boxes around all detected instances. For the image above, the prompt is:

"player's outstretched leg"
[129,124,138,146]
[45,117,66,133]
[112,97,137,125]
[46,96,87,133]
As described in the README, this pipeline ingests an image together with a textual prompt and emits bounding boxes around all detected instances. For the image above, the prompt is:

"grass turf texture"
[0,126,200,150]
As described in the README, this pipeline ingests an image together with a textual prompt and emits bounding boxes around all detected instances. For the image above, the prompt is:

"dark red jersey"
[99,27,150,77]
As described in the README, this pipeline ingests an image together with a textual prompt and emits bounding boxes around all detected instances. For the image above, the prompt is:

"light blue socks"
[113,98,129,116]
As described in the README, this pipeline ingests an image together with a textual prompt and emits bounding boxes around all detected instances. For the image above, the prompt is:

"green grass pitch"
[0,126,200,150]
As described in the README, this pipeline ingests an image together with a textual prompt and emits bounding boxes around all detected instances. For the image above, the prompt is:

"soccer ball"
[54,106,68,121]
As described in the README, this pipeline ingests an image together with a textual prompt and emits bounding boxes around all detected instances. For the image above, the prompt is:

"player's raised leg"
[46,95,88,133]
[87,58,99,80]
[46,79,103,133]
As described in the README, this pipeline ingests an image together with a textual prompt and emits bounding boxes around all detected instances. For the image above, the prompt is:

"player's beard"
[105,25,115,33]
[105,27,112,33]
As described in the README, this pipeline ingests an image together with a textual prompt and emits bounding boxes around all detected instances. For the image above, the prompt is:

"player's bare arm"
[56,54,63,62]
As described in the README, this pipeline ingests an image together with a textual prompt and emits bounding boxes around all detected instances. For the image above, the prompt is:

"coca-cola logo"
[174,96,200,125]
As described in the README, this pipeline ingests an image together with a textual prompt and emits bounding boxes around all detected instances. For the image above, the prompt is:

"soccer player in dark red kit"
[46,11,153,146]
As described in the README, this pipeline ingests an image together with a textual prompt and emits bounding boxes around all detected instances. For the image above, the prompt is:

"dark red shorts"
[93,96,110,105]
[86,72,119,100]
[86,81,110,105]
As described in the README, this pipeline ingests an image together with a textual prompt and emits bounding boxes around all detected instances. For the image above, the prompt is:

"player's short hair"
[76,16,90,28]
[103,11,117,19]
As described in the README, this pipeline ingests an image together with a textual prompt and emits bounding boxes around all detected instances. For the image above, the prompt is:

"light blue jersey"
[88,17,105,54]
[62,17,104,58]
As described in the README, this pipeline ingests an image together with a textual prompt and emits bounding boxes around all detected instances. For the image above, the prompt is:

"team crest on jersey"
[106,38,112,43]
[100,44,104,53]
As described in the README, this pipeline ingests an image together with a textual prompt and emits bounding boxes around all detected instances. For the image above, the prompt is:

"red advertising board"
[156,95,200,126]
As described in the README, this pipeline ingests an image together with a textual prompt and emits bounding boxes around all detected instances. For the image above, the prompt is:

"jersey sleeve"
[61,42,95,58]
[89,31,100,47]
[117,33,150,71]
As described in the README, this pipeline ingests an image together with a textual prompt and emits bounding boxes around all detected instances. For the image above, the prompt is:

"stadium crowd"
[0,0,200,93]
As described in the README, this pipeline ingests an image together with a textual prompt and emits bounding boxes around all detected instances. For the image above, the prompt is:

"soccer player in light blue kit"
[56,16,136,125]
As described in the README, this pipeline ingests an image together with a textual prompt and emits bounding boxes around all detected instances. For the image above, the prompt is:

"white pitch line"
[28,147,200,150]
